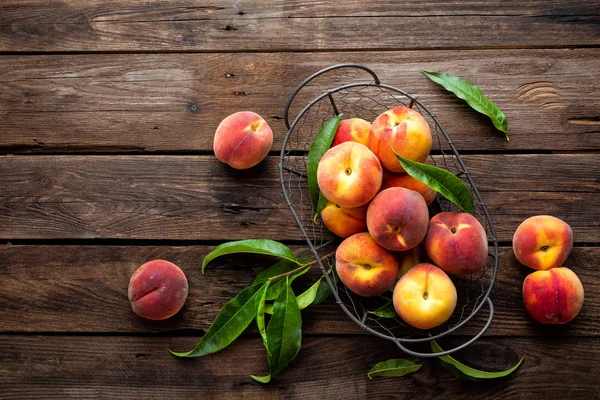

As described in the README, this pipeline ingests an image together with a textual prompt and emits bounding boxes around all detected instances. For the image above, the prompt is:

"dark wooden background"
[1,1,599,399]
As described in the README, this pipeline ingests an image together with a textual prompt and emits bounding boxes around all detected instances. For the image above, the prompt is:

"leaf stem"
[268,251,336,281]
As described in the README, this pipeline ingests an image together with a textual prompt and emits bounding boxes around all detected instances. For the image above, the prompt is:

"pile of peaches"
[315,107,584,330]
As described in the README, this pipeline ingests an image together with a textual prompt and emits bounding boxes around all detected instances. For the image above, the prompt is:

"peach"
[317,142,383,208]
[393,263,457,330]
[382,170,437,205]
[331,118,372,147]
[128,260,189,320]
[213,111,273,169]
[397,242,427,279]
[368,107,432,173]
[513,215,573,271]
[366,187,429,252]
[336,232,399,297]
[522,267,584,324]
[321,202,368,238]
[425,212,488,275]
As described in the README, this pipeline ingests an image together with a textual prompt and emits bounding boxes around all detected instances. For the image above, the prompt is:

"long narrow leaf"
[368,359,421,378]
[422,71,508,141]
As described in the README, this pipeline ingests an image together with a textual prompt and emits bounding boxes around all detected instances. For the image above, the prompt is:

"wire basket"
[279,64,498,357]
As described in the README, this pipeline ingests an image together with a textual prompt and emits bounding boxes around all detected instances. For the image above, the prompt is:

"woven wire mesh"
[280,67,497,357]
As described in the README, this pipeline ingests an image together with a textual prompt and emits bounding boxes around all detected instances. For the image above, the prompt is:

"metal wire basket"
[279,64,498,357]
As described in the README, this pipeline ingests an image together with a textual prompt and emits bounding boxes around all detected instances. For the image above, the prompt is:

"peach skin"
[382,170,437,205]
[393,263,457,330]
[425,212,488,276]
[369,107,432,173]
[513,215,573,270]
[366,187,429,252]
[213,111,273,169]
[331,118,372,147]
[128,260,189,320]
[317,142,383,208]
[522,267,584,324]
[336,232,399,297]
[397,242,427,279]
[321,202,368,238]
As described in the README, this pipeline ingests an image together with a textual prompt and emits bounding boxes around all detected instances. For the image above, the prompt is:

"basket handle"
[283,64,381,129]
[394,297,495,358]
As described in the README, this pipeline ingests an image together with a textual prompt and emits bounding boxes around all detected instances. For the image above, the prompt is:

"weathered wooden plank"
[1,335,598,399]
[1,50,599,153]
[0,1,598,52]
[0,245,596,336]
[0,155,597,241]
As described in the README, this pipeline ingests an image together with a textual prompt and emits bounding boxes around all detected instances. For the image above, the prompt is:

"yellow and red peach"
[128,260,189,320]
[336,232,399,297]
[368,107,432,173]
[213,111,273,169]
[317,142,383,208]
[522,267,584,324]
[393,263,457,330]
[382,170,437,205]
[425,212,488,275]
[321,202,368,238]
[513,215,573,271]
[366,187,429,252]
[331,118,372,147]
[397,242,427,279]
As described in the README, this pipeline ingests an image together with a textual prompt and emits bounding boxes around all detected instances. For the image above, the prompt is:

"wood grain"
[0,154,597,241]
[1,1,599,52]
[1,50,599,153]
[1,335,598,399]
[0,245,596,336]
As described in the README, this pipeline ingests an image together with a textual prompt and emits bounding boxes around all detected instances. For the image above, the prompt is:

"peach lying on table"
[128,260,189,320]
[368,107,432,173]
[213,111,273,169]
[513,215,573,270]
[336,232,399,297]
[522,267,584,324]
[317,142,383,208]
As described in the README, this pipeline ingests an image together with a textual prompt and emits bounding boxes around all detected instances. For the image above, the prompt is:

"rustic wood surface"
[0,1,598,399]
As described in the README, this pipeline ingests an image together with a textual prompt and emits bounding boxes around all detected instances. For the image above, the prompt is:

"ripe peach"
[397,242,427,279]
[331,118,372,147]
[366,187,429,252]
[425,212,488,275]
[321,202,368,238]
[513,215,573,271]
[213,111,273,169]
[336,232,399,297]
[317,142,383,208]
[522,267,584,324]
[128,260,189,320]
[393,263,457,330]
[368,107,432,173]
[381,170,437,205]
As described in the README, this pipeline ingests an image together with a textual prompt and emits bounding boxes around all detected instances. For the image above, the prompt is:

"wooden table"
[1,1,599,398]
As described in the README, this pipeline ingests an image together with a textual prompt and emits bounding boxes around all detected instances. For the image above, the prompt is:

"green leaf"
[201,239,300,273]
[307,114,343,210]
[250,374,271,383]
[256,281,270,355]
[313,269,337,305]
[422,71,509,141]
[431,340,524,380]
[368,359,422,378]
[394,154,475,213]
[266,277,303,375]
[170,282,268,357]
[296,278,322,310]
[313,193,330,223]
[368,301,397,318]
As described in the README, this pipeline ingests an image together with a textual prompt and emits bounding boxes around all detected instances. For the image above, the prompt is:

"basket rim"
[279,69,499,357]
